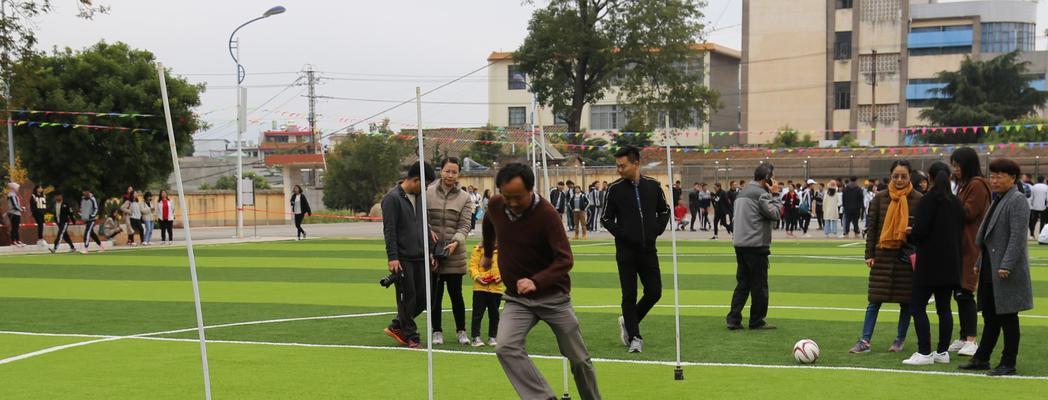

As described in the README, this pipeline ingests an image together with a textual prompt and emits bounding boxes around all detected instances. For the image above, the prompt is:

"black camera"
[379,273,402,288]
[432,239,451,261]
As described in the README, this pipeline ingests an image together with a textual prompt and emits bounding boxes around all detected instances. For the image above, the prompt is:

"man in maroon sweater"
[482,163,601,400]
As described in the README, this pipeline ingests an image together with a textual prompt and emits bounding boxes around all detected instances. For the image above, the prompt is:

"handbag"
[899,241,917,271]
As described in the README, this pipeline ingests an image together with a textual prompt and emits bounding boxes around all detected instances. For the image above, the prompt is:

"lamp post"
[228,5,285,238]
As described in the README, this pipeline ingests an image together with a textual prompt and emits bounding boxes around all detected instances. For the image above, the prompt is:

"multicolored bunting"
[3,119,155,133]
[7,109,155,118]
[352,130,1046,156]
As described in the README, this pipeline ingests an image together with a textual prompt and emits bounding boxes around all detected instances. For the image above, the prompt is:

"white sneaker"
[457,330,470,345]
[471,336,484,347]
[947,340,965,352]
[129,242,137,247]
[618,316,628,346]
[628,338,643,353]
[902,352,934,365]
[958,341,978,356]
[432,331,444,345]
[487,337,497,347]
[933,351,950,364]
[80,249,89,255]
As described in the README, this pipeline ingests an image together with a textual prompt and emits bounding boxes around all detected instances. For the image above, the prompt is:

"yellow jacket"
[468,245,504,294]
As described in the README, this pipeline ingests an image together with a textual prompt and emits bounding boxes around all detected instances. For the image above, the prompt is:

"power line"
[195,76,304,139]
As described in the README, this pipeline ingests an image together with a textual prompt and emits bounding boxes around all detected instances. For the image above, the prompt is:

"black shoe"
[988,365,1017,376]
[958,359,991,371]
[727,324,744,330]
[690,228,696,232]
[749,323,777,330]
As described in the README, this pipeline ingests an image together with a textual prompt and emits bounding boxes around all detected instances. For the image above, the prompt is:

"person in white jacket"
[823,181,841,238]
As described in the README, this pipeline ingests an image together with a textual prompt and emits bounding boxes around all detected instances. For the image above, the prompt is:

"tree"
[200,172,270,190]
[578,137,613,166]
[920,50,1048,144]
[514,0,719,133]
[770,126,816,148]
[11,41,202,200]
[837,133,858,147]
[323,134,412,211]
[462,128,503,166]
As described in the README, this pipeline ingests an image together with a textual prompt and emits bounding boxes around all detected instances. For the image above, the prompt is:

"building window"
[834,82,851,110]
[981,22,1035,54]
[860,0,901,23]
[508,107,527,127]
[908,46,971,56]
[590,105,627,130]
[834,31,852,60]
[508,65,527,90]
[836,0,852,9]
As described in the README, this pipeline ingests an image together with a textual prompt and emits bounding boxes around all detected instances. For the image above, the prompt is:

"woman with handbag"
[849,160,922,354]
[427,157,475,345]
[903,162,964,365]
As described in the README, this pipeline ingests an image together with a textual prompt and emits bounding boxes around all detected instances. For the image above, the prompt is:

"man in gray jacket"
[727,164,782,330]
[79,189,103,253]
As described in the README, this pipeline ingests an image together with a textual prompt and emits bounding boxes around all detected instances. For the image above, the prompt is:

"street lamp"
[228,5,286,238]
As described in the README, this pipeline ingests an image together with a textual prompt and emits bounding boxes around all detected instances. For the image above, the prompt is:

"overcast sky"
[28,0,1047,144]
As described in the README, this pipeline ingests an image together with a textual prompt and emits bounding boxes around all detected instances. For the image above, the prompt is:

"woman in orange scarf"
[848,160,923,354]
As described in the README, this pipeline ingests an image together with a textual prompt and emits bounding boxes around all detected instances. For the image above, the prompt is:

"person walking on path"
[48,193,76,254]
[30,185,47,245]
[948,147,990,356]
[290,185,312,240]
[79,189,103,253]
[726,164,782,330]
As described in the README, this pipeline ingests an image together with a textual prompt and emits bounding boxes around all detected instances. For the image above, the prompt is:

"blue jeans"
[143,220,155,243]
[824,219,838,236]
[861,302,912,342]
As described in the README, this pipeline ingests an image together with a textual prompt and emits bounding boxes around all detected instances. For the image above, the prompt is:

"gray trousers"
[495,292,601,400]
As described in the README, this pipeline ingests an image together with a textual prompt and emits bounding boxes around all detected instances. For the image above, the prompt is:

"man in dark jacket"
[551,181,568,228]
[382,161,436,348]
[48,193,76,254]
[727,164,782,330]
[601,146,670,353]
[842,177,864,239]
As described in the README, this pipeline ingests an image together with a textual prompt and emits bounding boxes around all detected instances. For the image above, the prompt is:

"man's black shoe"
[958,359,991,371]
[726,324,744,331]
[988,365,1017,376]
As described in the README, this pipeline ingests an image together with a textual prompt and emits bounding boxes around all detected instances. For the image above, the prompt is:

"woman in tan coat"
[427,157,475,346]
[849,160,923,354]
[948,147,990,356]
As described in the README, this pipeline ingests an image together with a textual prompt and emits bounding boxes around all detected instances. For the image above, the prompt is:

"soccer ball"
[793,339,820,364]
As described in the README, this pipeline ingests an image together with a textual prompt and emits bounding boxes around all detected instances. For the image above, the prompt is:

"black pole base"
[560,394,571,400]
[674,366,685,381]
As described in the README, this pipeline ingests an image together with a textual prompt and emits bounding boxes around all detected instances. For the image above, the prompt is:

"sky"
[25,0,1048,144]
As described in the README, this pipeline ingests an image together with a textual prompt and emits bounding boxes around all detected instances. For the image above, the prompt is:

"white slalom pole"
[157,62,213,399]
[561,358,570,400]
[416,87,435,400]
[665,116,684,381]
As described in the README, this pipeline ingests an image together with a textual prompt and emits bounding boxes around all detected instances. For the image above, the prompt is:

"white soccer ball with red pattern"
[793,339,820,364]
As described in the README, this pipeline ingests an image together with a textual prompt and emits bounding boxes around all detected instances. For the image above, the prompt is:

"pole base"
[560,395,571,400]
[674,366,684,381]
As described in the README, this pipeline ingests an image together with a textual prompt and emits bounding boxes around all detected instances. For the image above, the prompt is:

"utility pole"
[305,66,318,153]
[2,1,14,171]
[870,49,878,147]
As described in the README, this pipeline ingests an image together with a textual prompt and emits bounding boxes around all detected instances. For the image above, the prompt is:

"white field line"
[838,242,865,247]
[3,332,1046,381]
[3,303,1048,367]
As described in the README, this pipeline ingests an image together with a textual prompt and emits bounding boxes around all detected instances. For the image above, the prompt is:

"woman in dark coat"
[949,147,990,355]
[902,162,963,366]
[960,158,1035,376]
[849,160,922,354]
[290,185,312,240]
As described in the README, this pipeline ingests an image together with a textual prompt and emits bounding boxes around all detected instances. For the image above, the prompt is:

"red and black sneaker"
[384,327,407,346]
[407,339,420,349]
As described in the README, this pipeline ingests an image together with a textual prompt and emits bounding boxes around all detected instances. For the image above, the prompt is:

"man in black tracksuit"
[49,193,76,253]
[601,146,670,353]
[382,161,436,348]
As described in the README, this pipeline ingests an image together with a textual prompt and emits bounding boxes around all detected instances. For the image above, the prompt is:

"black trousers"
[815,206,825,229]
[615,247,662,340]
[34,212,44,240]
[294,213,306,238]
[1029,209,1047,237]
[784,209,797,233]
[714,212,731,236]
[8,214,20,242]
[955,289,978,339]
[53,222,75,251]
[471,291,502,338]
[82,219,102,247]
[911,285,954,355]
[700,208,710,230]
[159,220,174,241]
[799,212,811,234]
[689,207,699,230]
[390,260,431,341]
[433,273,466,333]
[843,211,861,235]
[974,270,1021,367]
[727,248,770,328]
[128,218,143,243]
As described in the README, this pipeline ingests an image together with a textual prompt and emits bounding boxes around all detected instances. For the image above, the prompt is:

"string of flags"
[2,120,155,133]
[7,109,156,118]
[349,130,1046,156]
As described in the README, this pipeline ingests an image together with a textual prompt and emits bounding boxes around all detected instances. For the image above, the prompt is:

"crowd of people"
[380,145,1036,399]
[3,185,179,254]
